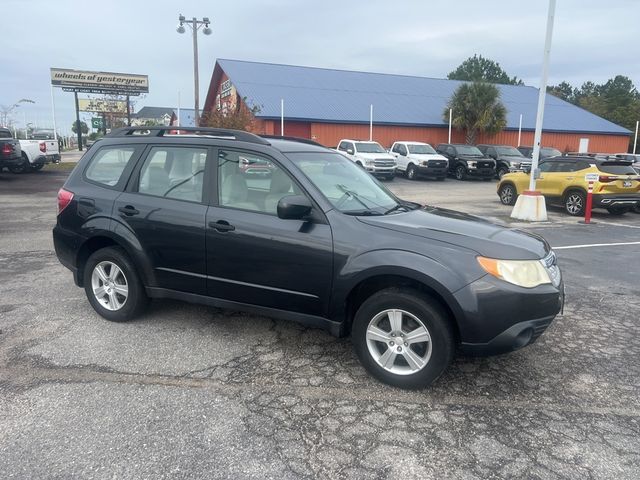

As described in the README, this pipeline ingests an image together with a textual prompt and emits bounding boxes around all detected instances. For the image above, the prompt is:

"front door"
[114,145,210,295]
[205,148,333,316]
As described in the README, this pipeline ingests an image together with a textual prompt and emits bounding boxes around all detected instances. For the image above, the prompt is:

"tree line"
[444,54,638,149]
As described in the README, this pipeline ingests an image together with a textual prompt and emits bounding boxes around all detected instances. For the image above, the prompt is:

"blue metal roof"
[216,59,630,135]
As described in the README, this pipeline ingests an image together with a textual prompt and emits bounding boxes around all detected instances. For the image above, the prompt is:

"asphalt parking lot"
[1,164,639,479]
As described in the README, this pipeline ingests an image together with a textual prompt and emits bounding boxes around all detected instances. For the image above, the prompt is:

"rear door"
[205,147,333,316]
[113,145,210,295]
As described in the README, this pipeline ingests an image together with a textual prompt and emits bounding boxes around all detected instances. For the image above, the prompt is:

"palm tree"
[443,82,507,144]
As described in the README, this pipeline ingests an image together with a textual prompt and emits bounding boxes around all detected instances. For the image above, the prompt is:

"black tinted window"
[597,162,637,175]
[0,130,12,139]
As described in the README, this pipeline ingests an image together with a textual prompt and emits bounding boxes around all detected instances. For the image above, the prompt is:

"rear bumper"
[0,155,22,167]
[53,225,82,286]
[593,194,640,208]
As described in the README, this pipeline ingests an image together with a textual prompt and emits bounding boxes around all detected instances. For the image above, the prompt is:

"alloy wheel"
[91,261,129,311]
[365,309,432,375]
[500,185,514,205]
[566,194,583,215]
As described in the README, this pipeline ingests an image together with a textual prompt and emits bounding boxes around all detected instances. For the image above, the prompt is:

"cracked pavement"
[1,169,639,479]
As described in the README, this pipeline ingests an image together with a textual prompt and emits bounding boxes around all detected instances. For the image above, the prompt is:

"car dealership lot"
[1,169,639,479]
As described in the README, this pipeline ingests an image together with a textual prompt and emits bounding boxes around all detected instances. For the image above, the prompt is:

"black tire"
[83,246,149,322]
[607,206,630,216]
[454,165,467,181]
[352,288,455,390]
[633,204,640,214]
[497,166,509,179]
[498,184,517,206]
[8,154,30,174]
[564,190,586,216]
[406,164,417,180]
[31,163,44,171]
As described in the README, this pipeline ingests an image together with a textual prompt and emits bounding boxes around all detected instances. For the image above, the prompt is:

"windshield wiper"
[335,184,374,210]
[384,202,414,215]
[343,209,383,216]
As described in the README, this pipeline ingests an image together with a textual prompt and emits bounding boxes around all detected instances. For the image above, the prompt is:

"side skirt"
[145,287,344,337]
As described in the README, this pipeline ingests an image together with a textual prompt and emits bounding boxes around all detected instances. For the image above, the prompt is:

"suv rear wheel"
[84,247,149,322]
[352,288,455,389]
[564,191,586,216]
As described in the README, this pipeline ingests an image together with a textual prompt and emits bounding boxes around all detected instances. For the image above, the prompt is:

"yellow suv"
[497,156,640,216]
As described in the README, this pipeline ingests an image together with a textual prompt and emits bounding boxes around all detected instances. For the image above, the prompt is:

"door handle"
[118,205,140,216]
[209,220,235,232]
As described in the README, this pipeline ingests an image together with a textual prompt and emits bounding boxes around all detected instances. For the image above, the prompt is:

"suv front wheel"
[84,246,149,322]
[454,165,467,181]
[352,288,455,389]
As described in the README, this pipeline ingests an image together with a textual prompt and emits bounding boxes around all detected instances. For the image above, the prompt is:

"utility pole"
[177,14,212,127]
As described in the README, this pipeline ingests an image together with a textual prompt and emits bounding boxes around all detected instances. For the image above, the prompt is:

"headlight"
[510,162,521,168]
[477,256,552,288]
[467,161,477,168]
[365,159,374,166]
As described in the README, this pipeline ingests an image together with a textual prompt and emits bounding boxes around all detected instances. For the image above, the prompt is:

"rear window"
[85,146,138,187]
[0,130,12,139]
[596,161,638,175]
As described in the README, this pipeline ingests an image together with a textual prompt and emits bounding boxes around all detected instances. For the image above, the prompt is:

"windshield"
[408,144,437,154]
[287,152,402,214]
[455,145,483,156]
[496,146,523,157]
[355,142,386,154]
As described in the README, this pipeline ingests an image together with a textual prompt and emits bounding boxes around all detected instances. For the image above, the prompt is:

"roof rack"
[106,126,270,145]
[260,135,324,147]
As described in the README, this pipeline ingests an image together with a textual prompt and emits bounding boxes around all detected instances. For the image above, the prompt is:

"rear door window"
[137,146,208,203]
[85,146,139,187]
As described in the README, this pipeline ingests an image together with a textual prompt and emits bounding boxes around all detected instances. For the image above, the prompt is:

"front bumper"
[592,194,640,209]
[467,167,495,178]
[366,167,395,176]
[453,274,563,355]
[417,165,447,177]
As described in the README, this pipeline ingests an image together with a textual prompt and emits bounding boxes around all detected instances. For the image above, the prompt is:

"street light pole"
[177,14,212,127]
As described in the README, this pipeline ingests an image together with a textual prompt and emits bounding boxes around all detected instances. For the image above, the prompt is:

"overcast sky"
[2,0,639,134]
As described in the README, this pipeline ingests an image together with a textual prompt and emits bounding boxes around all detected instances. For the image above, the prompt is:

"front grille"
[478,161,494,168]
[374,159,395,168]
[427,160,447,167]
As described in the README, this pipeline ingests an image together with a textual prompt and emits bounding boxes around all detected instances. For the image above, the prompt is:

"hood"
[355,152,395,160]
[407,153,448,162]
[357,206,549,260]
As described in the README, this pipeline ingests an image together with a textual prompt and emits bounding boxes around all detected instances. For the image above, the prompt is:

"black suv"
[517,146,562,160]
[477,144,531,178]
[54,127,563,389]
[435,144,496,180]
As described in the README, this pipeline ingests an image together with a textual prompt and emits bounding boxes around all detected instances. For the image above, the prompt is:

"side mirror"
[277,195,312,220]
[346,148,354,155]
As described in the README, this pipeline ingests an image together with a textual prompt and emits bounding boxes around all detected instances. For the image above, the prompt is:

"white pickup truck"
[390,141,449,180]
[8,132,61,173]
[336,139,396,180]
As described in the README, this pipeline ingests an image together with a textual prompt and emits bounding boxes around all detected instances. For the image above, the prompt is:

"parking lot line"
[554,241,640,250]
[597,221,640,229]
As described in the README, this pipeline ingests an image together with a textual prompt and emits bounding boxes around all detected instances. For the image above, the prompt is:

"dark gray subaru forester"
[53,127,563,389]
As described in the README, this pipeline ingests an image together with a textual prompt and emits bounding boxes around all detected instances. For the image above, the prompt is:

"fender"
[330,249,481,324]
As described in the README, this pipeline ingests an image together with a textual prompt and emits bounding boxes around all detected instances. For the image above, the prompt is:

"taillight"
[1,143,11,155]
[39,142,47,153]
[57,188,74,215]
[598,175,617,183]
